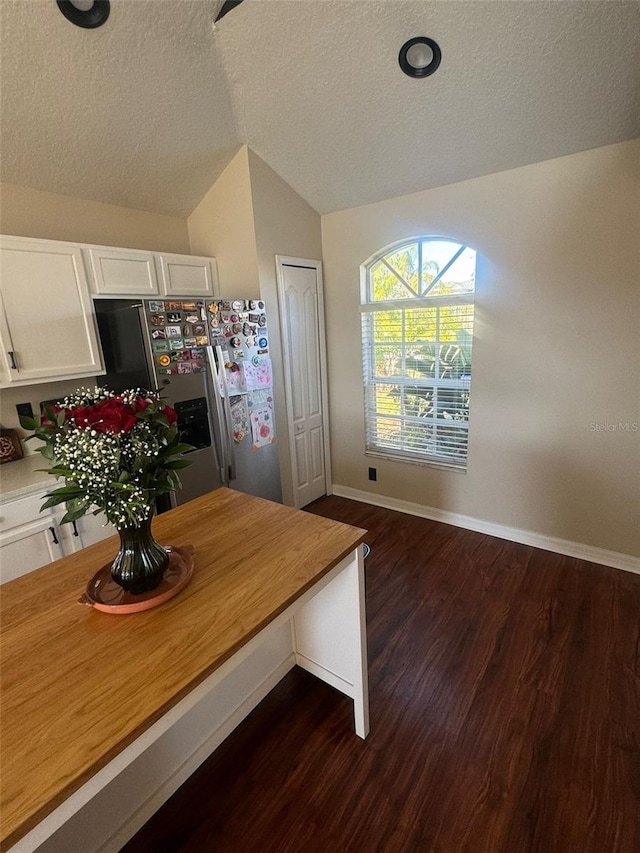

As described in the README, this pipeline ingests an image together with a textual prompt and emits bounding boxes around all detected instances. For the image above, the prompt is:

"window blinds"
[361,299,474,468]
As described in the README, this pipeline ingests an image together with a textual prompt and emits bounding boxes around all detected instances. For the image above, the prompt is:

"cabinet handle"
[72,521,79,537]
[48,526,59,545]
[8,351,17,370]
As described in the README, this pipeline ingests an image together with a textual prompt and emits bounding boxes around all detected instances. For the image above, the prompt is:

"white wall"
[187,147,323,506]
[187,147,260,297]
[0,183,190,253]
[247,149,323,506]
[321,141,640,557]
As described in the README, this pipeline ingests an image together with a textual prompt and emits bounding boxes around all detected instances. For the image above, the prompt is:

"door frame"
[275,255,332,508]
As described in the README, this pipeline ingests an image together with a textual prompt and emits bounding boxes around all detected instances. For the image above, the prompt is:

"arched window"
[361,237,477,469]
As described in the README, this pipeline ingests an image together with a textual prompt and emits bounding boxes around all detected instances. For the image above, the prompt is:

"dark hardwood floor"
[123,496,640,853]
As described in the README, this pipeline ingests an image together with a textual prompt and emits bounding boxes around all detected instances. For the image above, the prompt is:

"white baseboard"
[332,485,640,575]
[295,652,355,698]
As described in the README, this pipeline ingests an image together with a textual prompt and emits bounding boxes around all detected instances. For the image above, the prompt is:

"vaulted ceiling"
[1,0,638,217]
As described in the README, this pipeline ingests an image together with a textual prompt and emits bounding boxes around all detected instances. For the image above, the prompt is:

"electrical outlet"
[368,467,377,481]
[16,402,34,422]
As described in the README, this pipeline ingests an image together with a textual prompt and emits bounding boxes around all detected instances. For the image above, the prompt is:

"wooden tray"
[79,545,194,614]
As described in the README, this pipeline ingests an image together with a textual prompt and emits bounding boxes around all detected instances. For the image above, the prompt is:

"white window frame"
[360,237,476,471]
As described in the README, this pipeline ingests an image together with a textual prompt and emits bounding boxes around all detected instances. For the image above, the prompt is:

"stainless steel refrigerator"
[94,297,282,507]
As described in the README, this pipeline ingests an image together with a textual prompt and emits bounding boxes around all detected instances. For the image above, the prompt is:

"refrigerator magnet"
[184,337,197,348]
[166,325,182,337]
[157,354,171,367]
[207,302,218,313]
[182,324,193,336]
[248,313,260,324]
[152,341,169,353]
[151,329,166,340]
[185,313,199,324]
[220,301,231,311]
[231,300,244,311]
[170,339,185,350]
[230,336,242,348]
[167,312,182,324]
[195,335,208,346]
[193,323,205,335]
[258,337,268,348]
[177,362,192,374]
[182,302,197,311]
[165,301,183,311]
[191,347,204,358]
[233,349,244,360]
[148,301,165,312]
[232,323,242,334]
[258,314,267,327]
[150,313,165,326]
[209,316,219,328]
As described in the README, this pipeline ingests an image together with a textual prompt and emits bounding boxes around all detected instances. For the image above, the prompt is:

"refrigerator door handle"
[206,347,230,485]
[215,344,238,482]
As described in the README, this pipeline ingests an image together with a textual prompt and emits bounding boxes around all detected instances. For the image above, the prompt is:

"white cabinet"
[0,493,64,583]
[158,253,218,297]
[85,245,218,298]
[0,236,104,388]
[58,511,115,553]
[85,246,160,296]
[0,491,114,583]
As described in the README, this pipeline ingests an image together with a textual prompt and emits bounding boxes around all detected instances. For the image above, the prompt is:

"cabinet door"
[158,254,219,297]
[59,512,115,552]
[0,517,65,583]
[0,237,104,387]
[86,246,160,296]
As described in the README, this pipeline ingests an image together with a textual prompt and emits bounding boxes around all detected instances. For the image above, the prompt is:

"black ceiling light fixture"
[56,0,110,29]
[215,1,245,23]
[399,37,441,78]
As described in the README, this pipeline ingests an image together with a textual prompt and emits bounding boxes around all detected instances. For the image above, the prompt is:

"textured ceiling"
[1,0,639,217]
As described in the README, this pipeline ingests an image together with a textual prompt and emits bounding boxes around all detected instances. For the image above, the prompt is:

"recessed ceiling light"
[399,37,442,78]
[56,0,110,29]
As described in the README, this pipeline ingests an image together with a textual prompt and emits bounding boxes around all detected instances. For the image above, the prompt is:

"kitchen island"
[0,488,368,853]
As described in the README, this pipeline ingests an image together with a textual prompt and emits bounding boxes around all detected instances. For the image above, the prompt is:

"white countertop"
[0,454,52,501]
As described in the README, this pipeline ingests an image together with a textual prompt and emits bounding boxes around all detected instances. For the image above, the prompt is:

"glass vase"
[111,513,169,595]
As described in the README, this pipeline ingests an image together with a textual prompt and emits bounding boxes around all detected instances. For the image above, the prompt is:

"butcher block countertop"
[0,488,366,849]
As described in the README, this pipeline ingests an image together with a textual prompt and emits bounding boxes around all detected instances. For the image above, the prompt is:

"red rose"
[70,406,90,428]
[132,396,151,413]
[74,399,138,434]
[41,403,63,426]
[162,405,177,425]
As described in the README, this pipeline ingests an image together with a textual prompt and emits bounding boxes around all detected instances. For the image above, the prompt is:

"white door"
[276,257,330,508]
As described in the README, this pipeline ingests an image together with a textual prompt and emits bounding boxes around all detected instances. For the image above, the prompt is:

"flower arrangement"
[20,386,192,530]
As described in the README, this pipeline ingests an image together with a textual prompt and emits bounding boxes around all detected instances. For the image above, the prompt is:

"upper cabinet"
[0,235,219,387]
[0,236,104,387]
[85,246,219,298]
[158,253,218,297]
[86,246,160,296]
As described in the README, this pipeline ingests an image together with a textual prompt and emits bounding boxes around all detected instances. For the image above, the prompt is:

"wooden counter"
[0,488,367,851]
